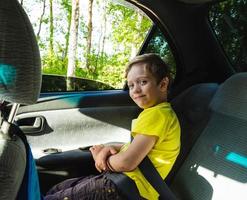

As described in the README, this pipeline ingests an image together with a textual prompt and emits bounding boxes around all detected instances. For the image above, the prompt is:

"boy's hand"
[89,144,104,161]
[90,145,118,172]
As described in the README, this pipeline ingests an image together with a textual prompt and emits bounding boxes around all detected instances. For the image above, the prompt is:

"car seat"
[170,73,247,199]
[167,83,219,184]
[0,0,42,199]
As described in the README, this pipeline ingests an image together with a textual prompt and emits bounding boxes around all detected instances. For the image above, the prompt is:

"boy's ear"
[159,77,169,91]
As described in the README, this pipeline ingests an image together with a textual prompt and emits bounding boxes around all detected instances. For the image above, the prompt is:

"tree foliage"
[210,0,247,72]
[19,0,247,89]
[145,27,176,78]
[22,0,153,89]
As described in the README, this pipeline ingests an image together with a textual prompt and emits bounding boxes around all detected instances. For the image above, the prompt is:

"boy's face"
[127,63,168,109]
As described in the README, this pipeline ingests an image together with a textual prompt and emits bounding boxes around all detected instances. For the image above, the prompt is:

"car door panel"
[16,90,141,193]
[37,149,99,194]
[17,106,139,158]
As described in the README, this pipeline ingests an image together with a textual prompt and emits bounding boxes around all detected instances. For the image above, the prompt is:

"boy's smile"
[127,63,168,109]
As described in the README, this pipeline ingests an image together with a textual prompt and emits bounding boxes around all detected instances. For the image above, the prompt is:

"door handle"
[16,116,46,135]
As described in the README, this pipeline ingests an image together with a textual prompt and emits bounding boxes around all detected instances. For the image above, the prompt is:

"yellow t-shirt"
[121,102,181,200]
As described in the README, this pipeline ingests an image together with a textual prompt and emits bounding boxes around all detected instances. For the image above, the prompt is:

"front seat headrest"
[210,72,247,120]
[0,0,41,105]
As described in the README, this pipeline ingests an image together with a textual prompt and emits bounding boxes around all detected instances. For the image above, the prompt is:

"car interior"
[0,0,246,199]
[0,0,42,198]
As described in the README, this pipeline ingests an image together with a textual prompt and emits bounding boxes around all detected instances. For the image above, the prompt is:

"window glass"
[41,75,114,93]
[144,27,176,78]
[20,0,152,91]
[209,0,247,72]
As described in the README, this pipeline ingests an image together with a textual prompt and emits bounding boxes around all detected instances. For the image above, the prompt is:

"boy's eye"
[128,84,134,89]
[140,80,147,86]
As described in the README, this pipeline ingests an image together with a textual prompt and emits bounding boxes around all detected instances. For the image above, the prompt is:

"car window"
[20,0,175,92]
[209,0,247,72]
[144,27,176,78]
[41,75,114,92]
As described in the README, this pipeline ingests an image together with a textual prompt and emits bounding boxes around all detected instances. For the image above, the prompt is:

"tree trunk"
[101,1,107,56]
[86,0,94,69]
[37,0,46,40]
[67,0,80,78]
[130,13,143,59]
[96,0,107,70]
[49,0,54,56]
[63,0,72,59]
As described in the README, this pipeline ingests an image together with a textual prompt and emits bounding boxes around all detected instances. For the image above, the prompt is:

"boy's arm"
[107,134,157,172]
[104,143,124,151]
[90,143,124,172]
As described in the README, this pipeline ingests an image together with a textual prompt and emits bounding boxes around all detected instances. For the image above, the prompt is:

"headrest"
[0,0,41,105]
[210,73,247,120]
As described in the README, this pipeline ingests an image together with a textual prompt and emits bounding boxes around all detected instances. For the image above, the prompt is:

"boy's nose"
[132,85,141,93]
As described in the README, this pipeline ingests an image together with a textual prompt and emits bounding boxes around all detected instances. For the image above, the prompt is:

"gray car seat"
[167,83,219,184]
[0,0,41,199]
[171,73,247,200]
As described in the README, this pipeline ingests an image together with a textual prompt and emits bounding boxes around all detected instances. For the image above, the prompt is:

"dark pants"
[44,173,124,200]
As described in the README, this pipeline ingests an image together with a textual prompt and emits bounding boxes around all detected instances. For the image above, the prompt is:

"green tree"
[49,0,54,56]
[22,0,153,89]
[107,3,151,60]
[36,0,46,41]
[61,0,72,59]
[86,0,94,70]
[92,2,152,87]
[210,0,247,72]
[145,27,176,78]
[67,0,80,78]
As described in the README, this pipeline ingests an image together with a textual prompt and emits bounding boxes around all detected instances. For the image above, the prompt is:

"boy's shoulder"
[139,102,172,119]
[145,102,171,112]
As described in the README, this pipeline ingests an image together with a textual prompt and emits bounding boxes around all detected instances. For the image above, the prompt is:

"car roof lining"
[177,0,226,5]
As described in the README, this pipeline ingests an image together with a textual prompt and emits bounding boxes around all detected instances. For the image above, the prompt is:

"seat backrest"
[0,126,26,200]
[0,0,41,199]
[166,83,219,184]
[170,73,247,200]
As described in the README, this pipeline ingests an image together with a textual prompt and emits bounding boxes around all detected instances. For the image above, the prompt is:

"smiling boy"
[92,53,181,199]
[45,54,180,200]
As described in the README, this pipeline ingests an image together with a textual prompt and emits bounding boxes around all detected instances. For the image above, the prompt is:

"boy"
[45,53,180,200]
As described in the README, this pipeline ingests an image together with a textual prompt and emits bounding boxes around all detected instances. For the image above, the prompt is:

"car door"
[16,89,140,192]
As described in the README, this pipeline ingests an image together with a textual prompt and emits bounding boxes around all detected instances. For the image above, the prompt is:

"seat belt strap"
[138,156,177,200]
[105,172,141,200]
[131,136,177,200]
[106,136,177,200]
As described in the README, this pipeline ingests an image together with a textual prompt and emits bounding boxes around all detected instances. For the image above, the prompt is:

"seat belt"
[106,136,177,200]
[138,156,177,200]
[105,172,141,200]
[131,136,177,200]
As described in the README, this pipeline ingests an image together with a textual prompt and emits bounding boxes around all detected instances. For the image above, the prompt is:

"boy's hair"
[125,53,171,85]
